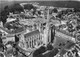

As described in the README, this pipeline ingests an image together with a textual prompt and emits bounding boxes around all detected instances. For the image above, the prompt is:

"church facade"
[19,30,43,50]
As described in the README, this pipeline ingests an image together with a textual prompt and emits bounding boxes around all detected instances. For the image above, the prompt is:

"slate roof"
[56,29,75,38]
[24,30,40,38]
[0,27,25,35]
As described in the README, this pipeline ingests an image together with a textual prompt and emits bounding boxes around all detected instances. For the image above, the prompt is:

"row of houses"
[0,25,46,50]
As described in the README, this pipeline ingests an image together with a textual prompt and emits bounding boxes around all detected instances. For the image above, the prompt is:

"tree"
[33,46,46,57]
[24,4,37,15]
[0,11,7,25]
[0,3,24,25]
[1,16,7,25]
[51,8,58,14]
[56,13,62,18]
[0,5,10,25]
[74,8,80,12]
[51,25,55,43]
[24,4,34,10]
[53,8,58,13]
[66,9,73,13]
[10,3,24,13]
[47,43,53,50]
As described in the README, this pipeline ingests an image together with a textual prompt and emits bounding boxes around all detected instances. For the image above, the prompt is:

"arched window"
[34,35,37,39]
[37,34,39,40]
[25,38,28,42]
[26,41,28,48]
[19,41,25,48]
[28,38,30,42]
[30,37,33,48]
[39,35,41,40]
[32,39,34,48]
[34,39,36,46]
[27,41,29,48]
[30,41,31,48]
[33,35,35,40]
[26,38,30,48]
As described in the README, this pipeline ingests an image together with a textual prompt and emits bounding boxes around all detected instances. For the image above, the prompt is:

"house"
[0,27,26,44]
[19,19,34,26]
[50,20,61,26]
[7,18,17,23]
[0,27,26,35]
[2,34,15,45]
[19,30,43,50]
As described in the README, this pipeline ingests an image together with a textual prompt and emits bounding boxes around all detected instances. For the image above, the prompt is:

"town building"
[0,27,26,45]
[0,27,25,35]
[6,18,17,23]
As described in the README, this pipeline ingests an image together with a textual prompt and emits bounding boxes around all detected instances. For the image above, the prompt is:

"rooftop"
[24,30,40,38]
[0,27,25,35]
[7,18,17,22]
[56,29,75,38]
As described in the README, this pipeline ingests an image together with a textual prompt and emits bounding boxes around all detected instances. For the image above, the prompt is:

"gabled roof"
[56,29,74,38]
[24,30,40,38]
[6,34,14,37]
[0,27,10,33]
[0,27,25,35]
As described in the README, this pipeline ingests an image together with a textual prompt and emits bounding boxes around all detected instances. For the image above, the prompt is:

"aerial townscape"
[0,1,80,57]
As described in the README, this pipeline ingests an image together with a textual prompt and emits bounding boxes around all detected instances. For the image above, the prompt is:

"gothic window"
[34,39,36,46]
[30,41,31,48]
[38,35,40,39]
[26,41,28,48]
[26,38,28,42]
[30,37,31,41]
[32,39,34,48]
[38,36,41,41]
[41,41,43,44]
[35,35,37,39]
[38,41,40,46]
[34,35,36,39]
[27,41,29,48]
[31,35,33,38]
[28,38,30,42]
[19,41,25,48]
[40,36,42,40]
[37,34,39,39]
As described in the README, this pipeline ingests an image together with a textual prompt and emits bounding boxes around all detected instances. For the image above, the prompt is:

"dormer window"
[2,32,6,36]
